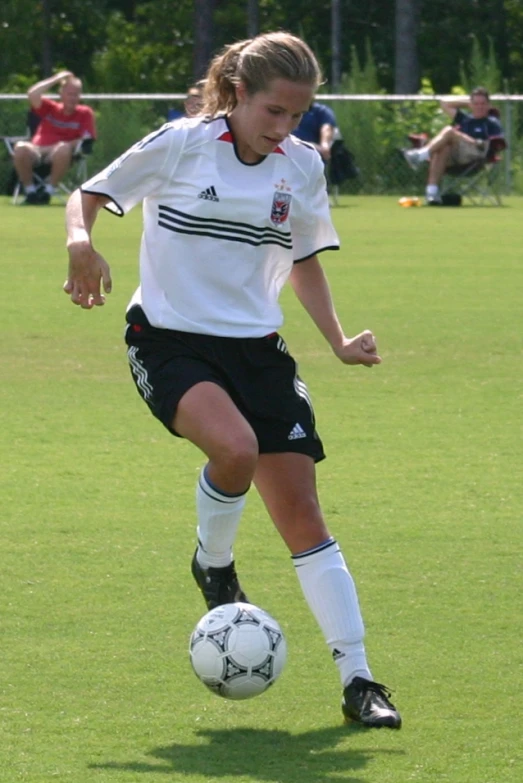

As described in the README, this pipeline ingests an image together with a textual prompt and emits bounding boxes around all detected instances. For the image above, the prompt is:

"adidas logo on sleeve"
[198,185,219,202]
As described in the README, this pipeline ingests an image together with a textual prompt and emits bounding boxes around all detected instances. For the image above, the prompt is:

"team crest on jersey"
[270,191,292,225]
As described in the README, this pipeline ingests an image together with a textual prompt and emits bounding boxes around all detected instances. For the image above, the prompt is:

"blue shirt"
[167,108,184,122]
[454,109,503,140]
[293,103,337,144]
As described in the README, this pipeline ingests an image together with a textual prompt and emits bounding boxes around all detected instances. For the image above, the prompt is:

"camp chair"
[1,111,93,204]
[329,138,359,205]
[324,130,360,206]
[406,107,506,206]
[439,135,506,206]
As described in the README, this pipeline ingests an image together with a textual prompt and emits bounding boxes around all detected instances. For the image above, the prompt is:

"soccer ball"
[189,602,287,700]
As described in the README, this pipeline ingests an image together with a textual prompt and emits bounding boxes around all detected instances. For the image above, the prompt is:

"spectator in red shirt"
[13,70,96,205]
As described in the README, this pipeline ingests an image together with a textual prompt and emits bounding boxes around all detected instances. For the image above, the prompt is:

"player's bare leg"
[174,381,256,608]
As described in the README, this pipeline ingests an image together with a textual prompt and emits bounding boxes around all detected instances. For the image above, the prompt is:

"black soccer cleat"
[22,191,41,205]
[342,677,402,729]
[191,549,249,610]
[36,189,51,204]
[22,188,50,206]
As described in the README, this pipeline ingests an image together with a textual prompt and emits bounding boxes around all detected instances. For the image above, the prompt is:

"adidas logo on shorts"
[288,423,307,440]
[198,185,219,202]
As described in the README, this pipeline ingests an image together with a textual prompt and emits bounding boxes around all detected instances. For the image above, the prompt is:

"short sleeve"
[33,97,56,118]
[487,117,503,137]
[81,123,184,215]
[291,154,340,262]
[82,107,96,139]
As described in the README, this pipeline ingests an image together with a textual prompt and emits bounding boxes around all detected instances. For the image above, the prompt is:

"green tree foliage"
[0,0,40,82]
[1,0,523,94]
[459,35,502,94]
[0,0,109,85]
[91,4,193,92]
[419,0,516,91]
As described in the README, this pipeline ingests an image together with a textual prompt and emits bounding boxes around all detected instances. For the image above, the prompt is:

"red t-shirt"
[32,98,96,145]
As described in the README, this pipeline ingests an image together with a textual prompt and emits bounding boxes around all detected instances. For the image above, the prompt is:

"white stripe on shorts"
[127,345,154,401]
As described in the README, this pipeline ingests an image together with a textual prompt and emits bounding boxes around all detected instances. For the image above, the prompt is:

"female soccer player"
[63,31,401,729]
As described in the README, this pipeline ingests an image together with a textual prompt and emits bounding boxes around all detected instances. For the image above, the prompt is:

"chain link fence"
[1,93,522,198]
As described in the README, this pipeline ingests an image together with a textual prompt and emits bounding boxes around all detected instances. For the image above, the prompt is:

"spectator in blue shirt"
[167,84,203,122]
[293,101,338,162]
[402,87,503,204]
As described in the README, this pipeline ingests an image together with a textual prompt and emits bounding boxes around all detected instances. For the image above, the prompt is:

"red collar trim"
[217,130,285,155]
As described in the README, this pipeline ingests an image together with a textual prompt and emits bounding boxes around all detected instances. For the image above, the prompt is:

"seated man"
[292,100,338,162]
[402,87,503,205]
[13,70,96,205]
[167,84,203,122]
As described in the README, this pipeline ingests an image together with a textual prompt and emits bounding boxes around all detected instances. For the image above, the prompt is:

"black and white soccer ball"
[189,602,287,700]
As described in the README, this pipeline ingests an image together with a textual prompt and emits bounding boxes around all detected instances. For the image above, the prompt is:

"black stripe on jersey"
[201,114,226,125]
[158,206,292,248]
[158,221,293,249]
[158,212,292,247]
[294,244,340,262]
[81,188,125,217]
[135,124,173,150]
[159,205,291,243]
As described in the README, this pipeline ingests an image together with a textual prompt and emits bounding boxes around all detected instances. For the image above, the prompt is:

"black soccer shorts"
[124,306,325,462]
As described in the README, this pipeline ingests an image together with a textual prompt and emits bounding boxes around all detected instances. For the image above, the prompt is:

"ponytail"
[200,32,322,117]
[202,40,252,116]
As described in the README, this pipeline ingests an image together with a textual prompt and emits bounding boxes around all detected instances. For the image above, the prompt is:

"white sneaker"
[401,148,423,171]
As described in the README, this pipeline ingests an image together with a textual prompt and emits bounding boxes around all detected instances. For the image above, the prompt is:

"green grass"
[1,195,522,783]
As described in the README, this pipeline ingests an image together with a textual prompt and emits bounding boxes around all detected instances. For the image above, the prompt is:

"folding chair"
[327,135,359,206]
[1,111,93,204]
[440,136,506,206]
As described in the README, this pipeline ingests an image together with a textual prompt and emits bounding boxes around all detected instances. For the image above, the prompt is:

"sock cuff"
[291,537,337,562]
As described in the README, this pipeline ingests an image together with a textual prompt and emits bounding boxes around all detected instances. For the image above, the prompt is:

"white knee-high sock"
[195,465,248,568]
[292,538,372,687]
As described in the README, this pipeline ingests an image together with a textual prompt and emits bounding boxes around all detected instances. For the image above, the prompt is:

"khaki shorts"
[15,140,76,164]
[449,137,488,166]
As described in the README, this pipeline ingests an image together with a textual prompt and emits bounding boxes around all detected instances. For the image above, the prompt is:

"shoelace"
[361,680,395,704]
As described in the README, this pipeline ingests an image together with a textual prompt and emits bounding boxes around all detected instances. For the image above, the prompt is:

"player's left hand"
[333,330,382,368]
[64,241,112,309]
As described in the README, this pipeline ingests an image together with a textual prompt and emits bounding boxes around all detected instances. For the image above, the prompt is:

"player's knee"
[217,433,259,475]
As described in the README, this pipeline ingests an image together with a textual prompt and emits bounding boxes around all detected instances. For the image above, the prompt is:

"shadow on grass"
[90,725,404,782]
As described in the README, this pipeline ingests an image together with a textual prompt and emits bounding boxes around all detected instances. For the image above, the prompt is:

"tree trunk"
[41,0,52,76]
[193,0,216,81]
[247,0,259,38]
[394,0,420,93]
[331,0,341,89]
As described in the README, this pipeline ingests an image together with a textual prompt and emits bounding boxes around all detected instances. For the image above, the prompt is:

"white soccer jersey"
[82,115,340,337]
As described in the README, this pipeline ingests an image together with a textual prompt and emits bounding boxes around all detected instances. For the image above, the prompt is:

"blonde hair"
[201,32,322,116]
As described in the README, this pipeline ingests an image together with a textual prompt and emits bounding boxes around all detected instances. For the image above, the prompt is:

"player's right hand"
[64,241,112,309]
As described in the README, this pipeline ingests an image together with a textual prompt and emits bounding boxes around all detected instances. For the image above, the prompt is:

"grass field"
[1,194,522,783]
